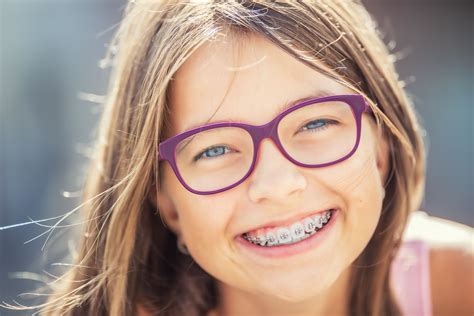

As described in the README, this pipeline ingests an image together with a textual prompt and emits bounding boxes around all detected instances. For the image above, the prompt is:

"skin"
[156,32,392,316]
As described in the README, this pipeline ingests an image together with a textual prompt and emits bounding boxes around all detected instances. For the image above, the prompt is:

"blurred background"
[0,0,472,314]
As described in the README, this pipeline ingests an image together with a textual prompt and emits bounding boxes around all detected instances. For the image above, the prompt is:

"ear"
[374,125,391,187]
[149,183,182,236]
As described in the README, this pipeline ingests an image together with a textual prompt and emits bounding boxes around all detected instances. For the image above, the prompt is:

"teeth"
[255,235,267,246]
[303,217,316,233]
[290,222,306,241]
[244,210,334,247]
[266,231,278,246]
[276,228,292,244]
[322,213,329,224]
[313,214,324,229]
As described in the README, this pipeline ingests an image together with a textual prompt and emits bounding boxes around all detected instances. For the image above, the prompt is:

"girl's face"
[157,33,389,305]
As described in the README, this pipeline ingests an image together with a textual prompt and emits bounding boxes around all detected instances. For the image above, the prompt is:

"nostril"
[247,171,306,203]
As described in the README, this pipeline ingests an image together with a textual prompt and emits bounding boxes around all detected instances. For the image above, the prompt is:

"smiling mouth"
[242,209,336,247]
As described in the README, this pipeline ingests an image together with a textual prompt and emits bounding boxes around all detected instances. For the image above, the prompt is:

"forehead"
[168,33,352,137]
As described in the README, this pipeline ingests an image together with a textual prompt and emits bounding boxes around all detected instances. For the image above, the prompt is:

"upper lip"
[240,207,337,235]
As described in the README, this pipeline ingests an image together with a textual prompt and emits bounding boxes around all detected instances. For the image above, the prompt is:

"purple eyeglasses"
[158,94,372,195]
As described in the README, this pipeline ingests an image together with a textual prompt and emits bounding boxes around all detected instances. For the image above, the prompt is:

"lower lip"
[235,209,340,258]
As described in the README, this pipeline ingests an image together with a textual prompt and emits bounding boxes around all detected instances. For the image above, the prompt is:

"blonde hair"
[16,1,426,315]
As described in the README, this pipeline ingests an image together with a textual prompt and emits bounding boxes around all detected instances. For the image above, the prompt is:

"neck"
[213,267,351,316]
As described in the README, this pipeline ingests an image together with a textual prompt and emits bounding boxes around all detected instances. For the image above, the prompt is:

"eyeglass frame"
[158,94,373,195]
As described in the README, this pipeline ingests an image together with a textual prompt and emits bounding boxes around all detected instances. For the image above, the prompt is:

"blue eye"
[301,119,337,132]
[194,146,232,162]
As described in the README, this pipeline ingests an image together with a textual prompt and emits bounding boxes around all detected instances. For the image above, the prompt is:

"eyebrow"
[181,89,334,133]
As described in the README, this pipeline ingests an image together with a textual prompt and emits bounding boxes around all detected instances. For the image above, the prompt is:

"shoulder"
[404,211,474,315]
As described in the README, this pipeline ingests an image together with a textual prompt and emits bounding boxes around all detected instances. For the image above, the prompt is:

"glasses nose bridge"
[252,117,281,149]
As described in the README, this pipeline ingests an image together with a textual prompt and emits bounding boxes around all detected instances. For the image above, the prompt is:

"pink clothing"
[390,239,433,316]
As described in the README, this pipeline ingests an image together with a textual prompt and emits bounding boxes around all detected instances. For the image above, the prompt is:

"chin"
[271,288,321,304]
[257,279,328,303]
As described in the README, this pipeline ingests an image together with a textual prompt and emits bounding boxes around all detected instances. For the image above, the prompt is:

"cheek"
[339,146,384,257]
[179,198,243,284]
[322,117,385,212]
[174,191,236,261]
[310,136,384,259]
[161,163,238,264]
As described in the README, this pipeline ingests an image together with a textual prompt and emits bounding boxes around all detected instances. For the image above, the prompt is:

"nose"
[247,138,307,204]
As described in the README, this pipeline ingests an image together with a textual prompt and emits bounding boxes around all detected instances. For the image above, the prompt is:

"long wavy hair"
[16,1,426,315]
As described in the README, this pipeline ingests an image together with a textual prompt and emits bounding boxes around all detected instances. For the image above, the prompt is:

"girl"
[11,1,473,315]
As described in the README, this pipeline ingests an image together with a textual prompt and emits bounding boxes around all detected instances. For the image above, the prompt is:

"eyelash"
[193,145,234,162]
[193,119,338,162]
[298,119,336,133]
